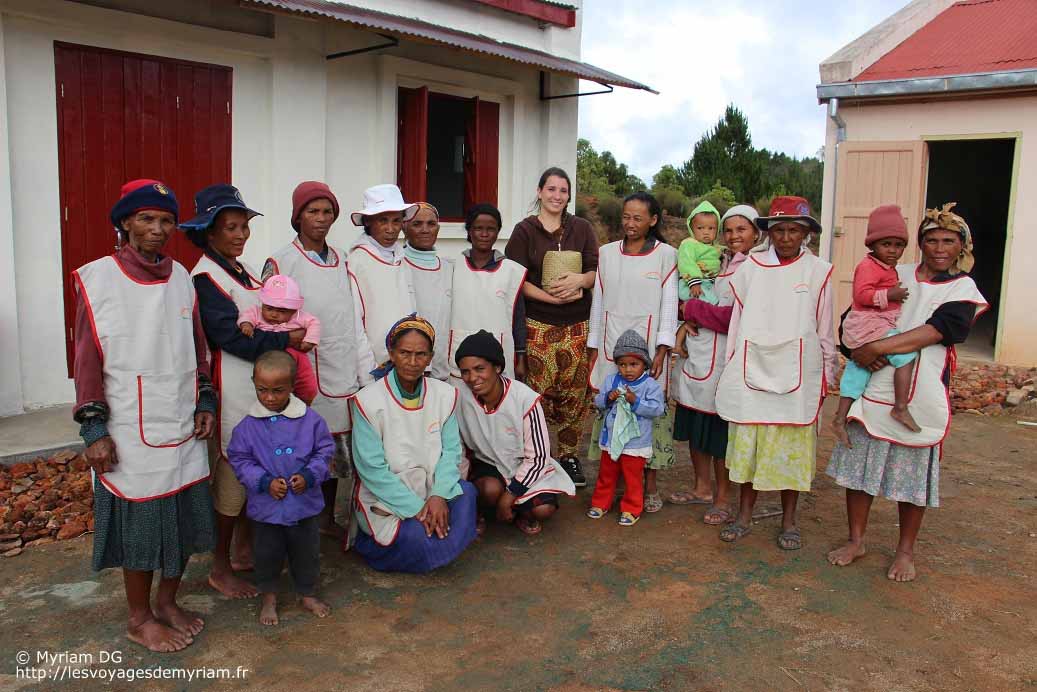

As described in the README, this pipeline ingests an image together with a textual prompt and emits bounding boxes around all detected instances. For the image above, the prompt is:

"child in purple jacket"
[228,350,335,626]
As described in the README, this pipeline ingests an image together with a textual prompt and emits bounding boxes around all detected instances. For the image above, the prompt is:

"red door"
[55,42,232,374]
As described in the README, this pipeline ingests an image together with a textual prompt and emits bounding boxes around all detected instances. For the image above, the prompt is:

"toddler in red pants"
[587,330,666,527]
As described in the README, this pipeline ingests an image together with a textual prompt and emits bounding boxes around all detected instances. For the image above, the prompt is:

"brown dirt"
[1,398,1035,691]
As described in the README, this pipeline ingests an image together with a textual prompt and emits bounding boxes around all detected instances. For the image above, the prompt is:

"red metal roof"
[855,0,1037,82]
[242,0,655,92]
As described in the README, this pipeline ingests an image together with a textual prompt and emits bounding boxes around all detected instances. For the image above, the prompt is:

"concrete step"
[0,405,82,465]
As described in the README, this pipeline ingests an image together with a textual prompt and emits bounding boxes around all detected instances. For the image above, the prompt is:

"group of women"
[73,165,985,651]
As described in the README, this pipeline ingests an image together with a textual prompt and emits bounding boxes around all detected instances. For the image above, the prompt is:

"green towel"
[609,386,641,459]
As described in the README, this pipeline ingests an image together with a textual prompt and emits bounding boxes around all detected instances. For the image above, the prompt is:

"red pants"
[591,452,646,516]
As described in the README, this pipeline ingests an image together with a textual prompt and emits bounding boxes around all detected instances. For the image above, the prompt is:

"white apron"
[671,260,739,414]
[589,241,677,393]
[715,252,833,425]
[848,264,987,447]
[352,377,458,545]
[456,378,576,500]
[74,256,209,500]
[268,240,361,432]
[348,245,415,366]
[191,254,262,456]
[448,256,526,382]
[405,257,454,380]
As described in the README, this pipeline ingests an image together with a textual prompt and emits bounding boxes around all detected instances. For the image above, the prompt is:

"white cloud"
[577,0,907,184]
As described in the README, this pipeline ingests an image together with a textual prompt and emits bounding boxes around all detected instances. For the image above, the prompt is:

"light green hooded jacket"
[678,200,722,280]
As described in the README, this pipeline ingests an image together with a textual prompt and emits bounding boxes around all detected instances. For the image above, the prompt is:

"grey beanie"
[613,329,651,366]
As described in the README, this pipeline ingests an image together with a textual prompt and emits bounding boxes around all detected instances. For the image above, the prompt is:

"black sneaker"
[559,455,587,487]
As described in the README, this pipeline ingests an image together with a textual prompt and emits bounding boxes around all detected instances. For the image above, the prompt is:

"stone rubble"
[0,451,94,556]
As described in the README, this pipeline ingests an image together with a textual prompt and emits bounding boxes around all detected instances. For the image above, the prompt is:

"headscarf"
[719,204,764,255]
[370,313,436,380]
[919,202,974,275]
[412,202,440,219]
[404,203,441,269]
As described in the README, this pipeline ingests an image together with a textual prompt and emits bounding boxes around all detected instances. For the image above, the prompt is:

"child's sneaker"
[587,507,607,519]
[618,512,639,526]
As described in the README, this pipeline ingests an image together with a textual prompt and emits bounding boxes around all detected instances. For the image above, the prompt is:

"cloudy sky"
[577,0,906,183]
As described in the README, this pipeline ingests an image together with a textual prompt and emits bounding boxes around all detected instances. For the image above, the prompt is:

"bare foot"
[259,593,279,626]
[827,540,867,566]
[891,407,922,433]
[887,551,917,582]
[300,595,330,618]
[231,547,255,572]
[154,602,205,637]
[475,515,487,538]
[208,570,259,599]
[127,618,192,653]
[831,416,852,448]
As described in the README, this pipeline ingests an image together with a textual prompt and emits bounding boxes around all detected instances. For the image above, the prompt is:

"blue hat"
[109,179,179,230]
[179,184,262,247]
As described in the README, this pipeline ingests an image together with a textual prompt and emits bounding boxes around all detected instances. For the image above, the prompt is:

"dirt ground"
[1,398,1035,692]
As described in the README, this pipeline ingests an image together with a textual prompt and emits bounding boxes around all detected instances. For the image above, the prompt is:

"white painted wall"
[819,95,1037,366]
[0,0,581,413]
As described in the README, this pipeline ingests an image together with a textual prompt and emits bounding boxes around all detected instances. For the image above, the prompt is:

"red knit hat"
[864,205,908,246]
[291,181,339,231]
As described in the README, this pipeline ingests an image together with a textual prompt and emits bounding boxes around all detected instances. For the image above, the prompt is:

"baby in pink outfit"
[239,274,321,352]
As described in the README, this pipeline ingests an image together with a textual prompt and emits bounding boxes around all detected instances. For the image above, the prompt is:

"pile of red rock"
[0,450,93,557]
[951,362,1037,415]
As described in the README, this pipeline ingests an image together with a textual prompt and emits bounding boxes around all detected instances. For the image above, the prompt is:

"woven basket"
[541,250,583,289]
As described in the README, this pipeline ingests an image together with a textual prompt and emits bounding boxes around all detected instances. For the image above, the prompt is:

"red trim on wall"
[471,0,576,28]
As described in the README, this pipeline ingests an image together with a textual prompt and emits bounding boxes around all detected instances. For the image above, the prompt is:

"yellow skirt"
[725,423,816,492]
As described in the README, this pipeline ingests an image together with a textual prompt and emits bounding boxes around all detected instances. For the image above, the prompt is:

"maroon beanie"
[865,205,908,246]
[291,181,340,231]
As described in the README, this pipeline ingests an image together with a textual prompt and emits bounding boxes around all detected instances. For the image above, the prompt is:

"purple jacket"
[227,400,333,525]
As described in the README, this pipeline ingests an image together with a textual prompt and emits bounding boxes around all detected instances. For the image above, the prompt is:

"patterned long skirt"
[525,318,591,458]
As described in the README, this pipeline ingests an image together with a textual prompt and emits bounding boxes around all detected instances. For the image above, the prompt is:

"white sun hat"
[350,184,420,226]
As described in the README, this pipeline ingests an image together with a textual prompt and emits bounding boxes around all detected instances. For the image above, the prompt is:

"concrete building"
[817,0,1037,366]
[0,0,652,415]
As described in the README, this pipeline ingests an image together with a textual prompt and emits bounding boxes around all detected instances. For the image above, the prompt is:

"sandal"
[586,507,608,520]
[703,506,734,526]
[643,493,664,513]
[719,523,752,543]
[667,490,713,506]
[516,515,542,536]
[618,512,640,527]
[777,527,802,551]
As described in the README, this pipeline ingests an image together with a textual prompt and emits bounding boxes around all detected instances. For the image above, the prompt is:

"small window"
[397,87,499,220]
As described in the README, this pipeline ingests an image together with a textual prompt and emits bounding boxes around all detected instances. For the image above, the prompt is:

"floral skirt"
[525,318,591,457]
[725,423,816,492]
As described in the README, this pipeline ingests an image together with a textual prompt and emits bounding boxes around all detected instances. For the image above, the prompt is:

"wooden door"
[55,42,232,374]
[831,141,927,323]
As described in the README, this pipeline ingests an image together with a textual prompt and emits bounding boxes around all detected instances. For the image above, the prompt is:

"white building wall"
[0,0,581,413]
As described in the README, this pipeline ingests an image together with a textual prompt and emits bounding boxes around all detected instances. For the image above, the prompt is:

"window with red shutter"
[397,87,499,220]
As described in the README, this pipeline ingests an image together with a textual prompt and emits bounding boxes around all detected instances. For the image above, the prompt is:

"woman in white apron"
[402,202,454,380]
[826,204,987,582]
[350,316,478,573]
[669,205,761,525]
[184,184,305,600]
[264,181,375,544]
[454,331,576,535]
[586,192,678,513]
[347,184,419,368]
[450,203,528,384]
[74,179,215,652]
[714,196,838,551]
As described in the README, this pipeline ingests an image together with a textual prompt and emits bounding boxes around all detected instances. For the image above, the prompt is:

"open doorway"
[925,138,1015,361]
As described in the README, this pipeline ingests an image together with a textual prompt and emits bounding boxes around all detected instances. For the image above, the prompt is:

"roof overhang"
[242,0,657,94]
[817,68,1037,103]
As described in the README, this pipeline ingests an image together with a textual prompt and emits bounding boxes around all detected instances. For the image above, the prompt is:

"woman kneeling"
[350,316,478,573]
[455,331,576,536]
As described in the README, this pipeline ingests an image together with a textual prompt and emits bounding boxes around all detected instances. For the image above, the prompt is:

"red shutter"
[397,86,428,202]
[55,43,232,375]
[475,99,499,207]
[463,97,478,213]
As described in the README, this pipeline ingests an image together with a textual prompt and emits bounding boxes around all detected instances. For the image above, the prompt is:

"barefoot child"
[587,330,666,526]
[228,351,333,625]
[675,201,722,351]
[238,274,319,404]
[832,205,919,445]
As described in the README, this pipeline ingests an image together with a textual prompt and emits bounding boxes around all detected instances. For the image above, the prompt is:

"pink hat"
[260,274,304,310]
[865,205,908,246]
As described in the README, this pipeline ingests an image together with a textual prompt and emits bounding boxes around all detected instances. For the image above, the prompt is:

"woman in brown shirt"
[505,167,599,486]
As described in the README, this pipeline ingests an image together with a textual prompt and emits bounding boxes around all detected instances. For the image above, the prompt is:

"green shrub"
[596,195,624,238]
[654,187,688,219]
